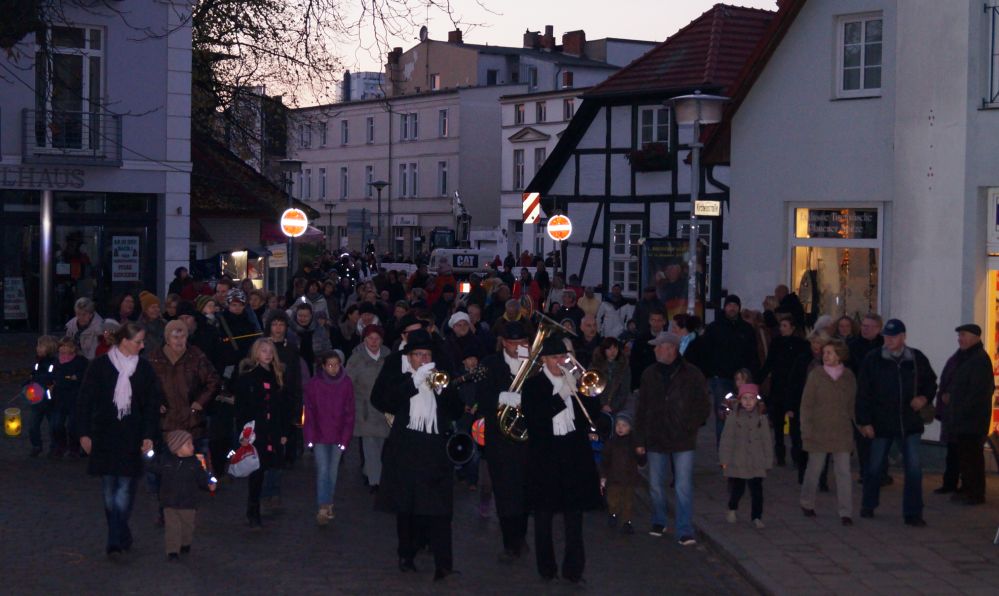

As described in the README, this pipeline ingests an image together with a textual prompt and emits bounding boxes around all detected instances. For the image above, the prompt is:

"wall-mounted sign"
[280,208,309,237]
[796,208,878,239]
[393,214,419,226]
[0,166,85,190]
[3,277,28,320]
[111,236,140,282]
[547,214,572,241]
[693,200,721,217]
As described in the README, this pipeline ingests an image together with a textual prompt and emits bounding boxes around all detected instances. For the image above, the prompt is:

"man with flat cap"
[520,335,601,584]
[475,321,532,562]
[933,323,994,505]
[856,319,938,526]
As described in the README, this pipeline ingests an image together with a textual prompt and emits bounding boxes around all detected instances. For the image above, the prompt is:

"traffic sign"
[522,192,541,224]
[693,200,721,217]
[280,208,309,237]
[546,214,572,241]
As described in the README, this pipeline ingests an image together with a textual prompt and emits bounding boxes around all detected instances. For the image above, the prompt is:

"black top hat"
[502,321,528,340]
[396,313,427,332]
[538,335,568,357]
[402,329,434,354]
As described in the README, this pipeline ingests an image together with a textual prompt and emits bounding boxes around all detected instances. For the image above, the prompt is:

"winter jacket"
[599,432,641,487]
[634,359,711,453]
[146,345,220,439]
[847,334,883,372]
[719,408,774,479]
[149,452,210,509]
[942,342,995,437]
[591,355,632,414]
[800,366,857,453]
[234,365,290,454]
[303,368,356,446]
[52,355,88,403]
[64,313,104,360]
[140,316,166,353]
[856,346,938,438]
[759,334,811,409]
[345,343,392,438]
[596,299,626,339]
[76,354,162,477]
[700,315,760,379]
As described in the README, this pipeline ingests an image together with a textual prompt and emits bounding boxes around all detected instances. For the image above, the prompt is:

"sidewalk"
[679,427,999,595]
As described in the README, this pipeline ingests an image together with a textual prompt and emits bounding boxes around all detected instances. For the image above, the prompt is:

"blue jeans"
[648,450,695,537]
[708,377,735,445]
[313,443,343,506]
[862,433,923,518]
[102,475,138,551]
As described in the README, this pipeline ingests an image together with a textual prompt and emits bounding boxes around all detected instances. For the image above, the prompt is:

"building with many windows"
[0,1,192,332]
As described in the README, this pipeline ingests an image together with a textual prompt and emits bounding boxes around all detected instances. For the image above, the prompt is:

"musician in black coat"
[371,330,464,581]
[475,321,531,561]
[521,336,601,584]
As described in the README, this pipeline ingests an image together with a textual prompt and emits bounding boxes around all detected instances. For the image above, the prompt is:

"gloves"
[412,362,436,387]
[498,391,522,407]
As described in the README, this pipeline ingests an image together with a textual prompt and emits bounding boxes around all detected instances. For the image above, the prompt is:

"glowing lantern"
[22,382,45,404]
[5,408,22,437]
[471,418,486,447]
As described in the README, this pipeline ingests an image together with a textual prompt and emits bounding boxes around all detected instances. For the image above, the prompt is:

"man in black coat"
[934,324,995,504]
[847,313,886,484]
[475,322,531,562]
[856,319,938,526]
[629,308,667,391]
[757,316,811,465]
[699,294,760,443]
[521,336,601,584]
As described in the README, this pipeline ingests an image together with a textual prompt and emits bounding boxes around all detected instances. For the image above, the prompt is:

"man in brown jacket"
[634,332,711,546]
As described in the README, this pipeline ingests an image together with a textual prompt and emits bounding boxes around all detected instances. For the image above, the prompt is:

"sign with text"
[799,208,878,239]
[693,200,721,217]
[641,238,706,320]
[452,254,479,269]
[111,236,140,282]
[268,244,288,268]
[3,277,28,320]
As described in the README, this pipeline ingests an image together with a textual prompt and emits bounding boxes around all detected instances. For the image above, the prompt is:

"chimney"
[386,47,403,96]
[523,29,540,49]
[561,30,585,56]
[342,70,352,102]
[541,25,555,50]
[448,29,463,44]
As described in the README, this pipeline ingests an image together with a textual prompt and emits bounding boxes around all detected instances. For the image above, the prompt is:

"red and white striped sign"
[522,192,541,224]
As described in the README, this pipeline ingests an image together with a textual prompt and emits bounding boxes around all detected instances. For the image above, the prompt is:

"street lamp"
[278,158,303,273]
[369,180,389,253]
[324,201,336,252]
[667,91,728,315]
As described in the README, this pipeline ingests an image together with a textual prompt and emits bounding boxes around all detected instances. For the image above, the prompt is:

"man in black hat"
[371,330,464,581]
[856,318,938,526]
[475,321,531,561]
[520,335,601,584]
[933,323,994,505]
[699,294,759,443]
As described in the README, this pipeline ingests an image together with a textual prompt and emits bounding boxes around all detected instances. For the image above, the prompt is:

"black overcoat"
[475,353,529,517]
[233,365,290,459]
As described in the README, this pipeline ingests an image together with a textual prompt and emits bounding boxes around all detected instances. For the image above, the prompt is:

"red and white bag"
[227,421,260,478]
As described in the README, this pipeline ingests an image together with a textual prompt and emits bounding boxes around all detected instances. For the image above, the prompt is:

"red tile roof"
[584,4,776,99]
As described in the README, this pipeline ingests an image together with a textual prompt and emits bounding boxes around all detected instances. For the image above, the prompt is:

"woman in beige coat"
[799,339,856,524]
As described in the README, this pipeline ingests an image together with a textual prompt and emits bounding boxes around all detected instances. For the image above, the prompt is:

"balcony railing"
[22,109,122,166]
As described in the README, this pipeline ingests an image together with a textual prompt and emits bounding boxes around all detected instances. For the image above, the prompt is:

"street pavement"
[0,379,756,596]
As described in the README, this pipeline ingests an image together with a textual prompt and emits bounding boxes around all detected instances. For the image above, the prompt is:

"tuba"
[497,311,572,442]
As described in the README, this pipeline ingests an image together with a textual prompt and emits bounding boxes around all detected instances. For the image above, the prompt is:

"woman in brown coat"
[798,339,856,524]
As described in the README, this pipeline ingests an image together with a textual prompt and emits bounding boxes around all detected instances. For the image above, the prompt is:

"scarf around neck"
[824,364,845,381]
[108,346,139,420]
[405,359,439,434]
[543,366,576,436]
[503,350,522,377]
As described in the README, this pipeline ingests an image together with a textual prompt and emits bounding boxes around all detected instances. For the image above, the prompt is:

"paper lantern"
[471,418,485,447]
[22,382,45,404]
[5,408,22,437]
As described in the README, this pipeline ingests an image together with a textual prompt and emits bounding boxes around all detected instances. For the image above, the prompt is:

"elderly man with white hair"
[64,297,105,360]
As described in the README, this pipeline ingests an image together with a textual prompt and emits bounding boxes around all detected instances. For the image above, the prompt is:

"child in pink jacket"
[303,350,355,525]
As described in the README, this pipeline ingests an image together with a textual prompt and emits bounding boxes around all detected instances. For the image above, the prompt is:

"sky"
[341,0,779,73]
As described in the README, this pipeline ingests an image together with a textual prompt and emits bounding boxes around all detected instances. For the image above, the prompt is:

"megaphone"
[446,432,476,466]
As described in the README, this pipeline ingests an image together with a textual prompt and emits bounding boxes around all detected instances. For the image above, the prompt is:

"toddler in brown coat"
[719,384,773,528]
[599,412,644,534]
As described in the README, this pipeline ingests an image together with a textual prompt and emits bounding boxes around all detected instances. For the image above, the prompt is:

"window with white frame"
[340,166,348,200]
[528,66,538,89]
[340,120,349,144]
[986,3,999,105]
[431,73,441,90]
[299,123,312,148]
[365,165,374,198]
[611,221,643,296]
[296,172,303,199]
[438,109,448,137]
[366,116,374,143]
[639,107,669,146]
[34,26,104,152]
[437,161,448,196]
[536,101,547,123]
[562,71,574,88]
[836,13,883,98]
[319,167,327,199]
[563,98,575,120]
[399,162,418,197]
[514,104,525,125]
[513,149,525,190]
[304,168,312,199]
[319,121,328,146]
[400,112,419,140]
[534,147,546,175]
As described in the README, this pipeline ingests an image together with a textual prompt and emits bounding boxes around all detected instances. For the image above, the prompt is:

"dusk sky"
[341,0,779,72]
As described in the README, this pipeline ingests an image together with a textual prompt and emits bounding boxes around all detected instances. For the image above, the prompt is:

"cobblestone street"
[0,388,756,596]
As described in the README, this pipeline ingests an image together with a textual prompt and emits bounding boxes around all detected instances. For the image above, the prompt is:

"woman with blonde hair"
[234,338,289,527]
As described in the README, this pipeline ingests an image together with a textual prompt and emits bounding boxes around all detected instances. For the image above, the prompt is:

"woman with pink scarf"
[798,338,857,525]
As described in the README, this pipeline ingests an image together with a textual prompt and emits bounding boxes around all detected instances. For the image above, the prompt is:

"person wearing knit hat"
[362,324,384,339]
[719,379,772,529]
[150,428,214,561]
[139,290,166,352]
[701,289,759,445]
[600,409,642,534]
[140,290,161,313]
[195,295,216,314]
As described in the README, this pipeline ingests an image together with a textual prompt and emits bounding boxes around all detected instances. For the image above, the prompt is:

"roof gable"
[508,127,552,143]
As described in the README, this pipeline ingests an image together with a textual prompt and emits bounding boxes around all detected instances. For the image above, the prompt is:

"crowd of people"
[23,252,998,583]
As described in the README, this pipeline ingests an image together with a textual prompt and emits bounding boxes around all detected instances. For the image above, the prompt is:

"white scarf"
[503,350,522,377]
[108,346,139,420]
[543,366,576,436]
[405,359,439,434]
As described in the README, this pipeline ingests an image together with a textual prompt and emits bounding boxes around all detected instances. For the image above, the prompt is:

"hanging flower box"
[627,142,670,172]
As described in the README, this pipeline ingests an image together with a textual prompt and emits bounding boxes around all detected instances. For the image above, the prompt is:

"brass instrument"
[428,369,450,392]
[497,312,566,442]
[558,353,606,435]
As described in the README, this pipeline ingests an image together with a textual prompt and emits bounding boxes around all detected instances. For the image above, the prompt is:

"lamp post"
[668,91,728,315]
[278,158,303,274]
[369,180,389,254]
[324,201,336,253]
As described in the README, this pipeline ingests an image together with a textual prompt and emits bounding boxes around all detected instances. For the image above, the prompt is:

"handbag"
[227,422,260,478]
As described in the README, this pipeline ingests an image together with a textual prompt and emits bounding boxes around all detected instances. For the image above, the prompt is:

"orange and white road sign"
[280,208,309,238]
[546,214,572,241]
[522,192,541,224]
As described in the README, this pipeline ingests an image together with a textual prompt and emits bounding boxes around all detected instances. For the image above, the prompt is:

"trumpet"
[559,353,605,434]
[427,369,450,392]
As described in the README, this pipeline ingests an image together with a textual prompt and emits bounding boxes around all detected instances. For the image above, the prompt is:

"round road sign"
[281,208,309,238]
[546,214,572,241]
